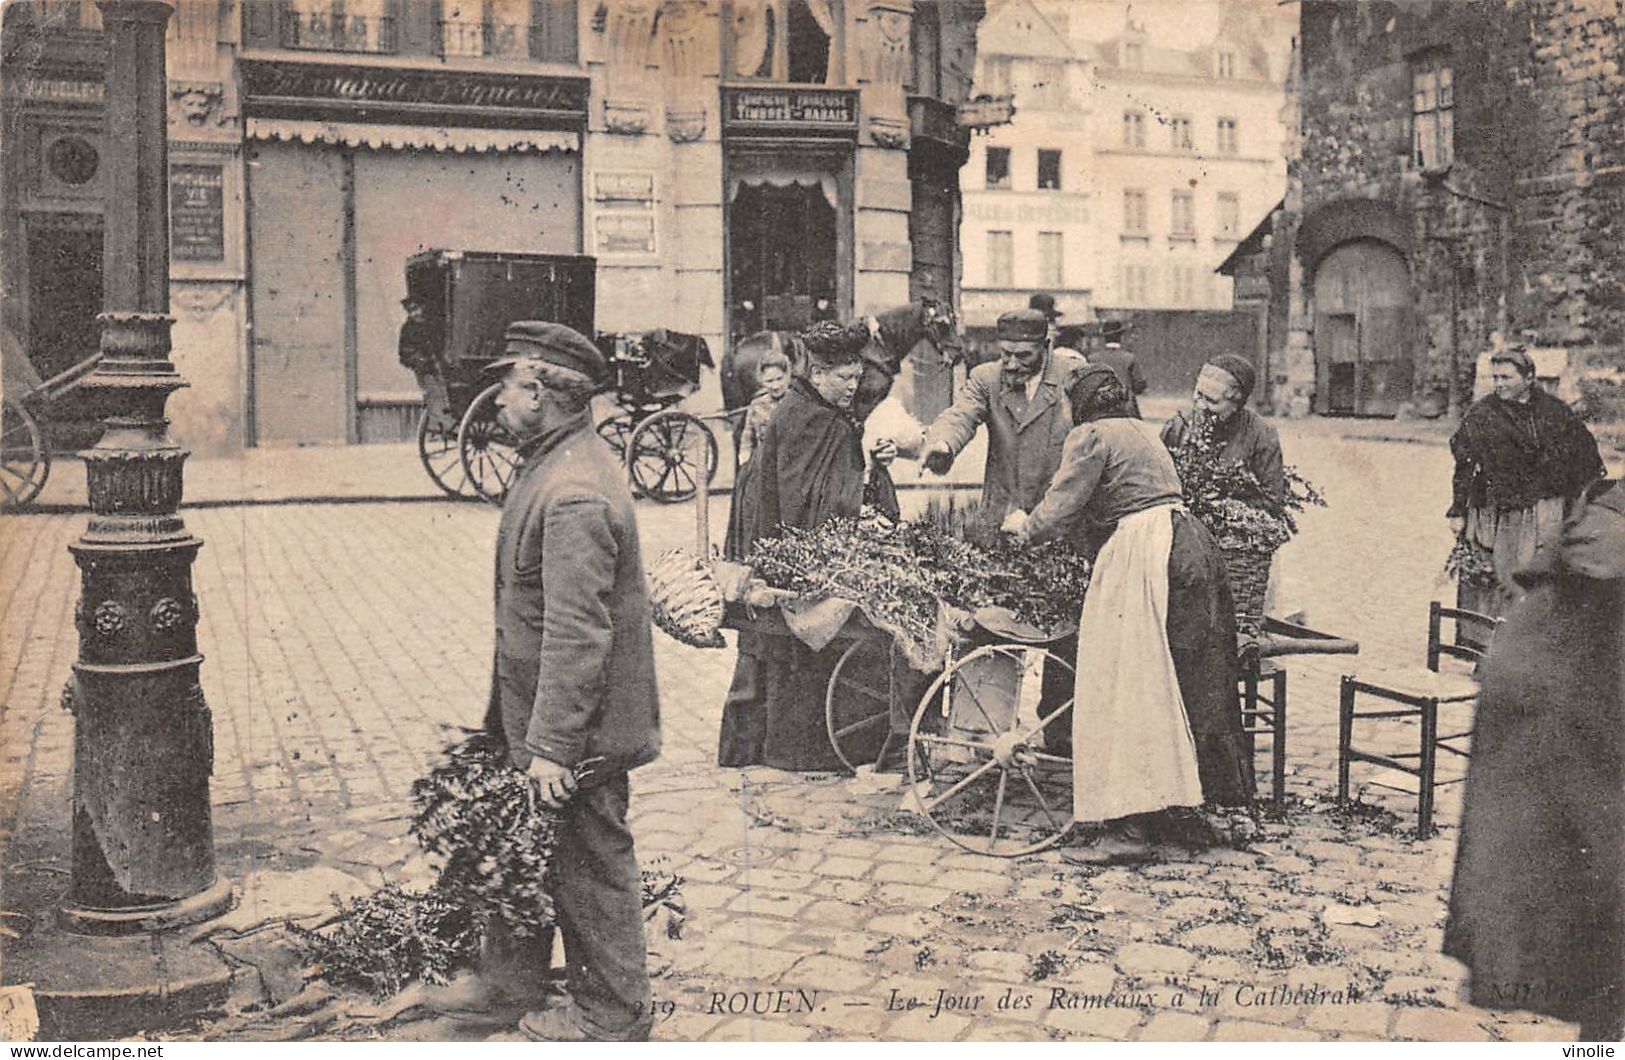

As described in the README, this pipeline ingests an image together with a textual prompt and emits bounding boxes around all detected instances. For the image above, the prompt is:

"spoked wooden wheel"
[0,396,50,510]
[825,638,893,772]
[595,411,636,460]
[626,410,717,504]
[418,404,478,499]
[458,382,523,505]
[908,643,1076,857]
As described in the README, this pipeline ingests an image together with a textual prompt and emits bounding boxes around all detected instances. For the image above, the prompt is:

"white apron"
[1071,502,1204,821]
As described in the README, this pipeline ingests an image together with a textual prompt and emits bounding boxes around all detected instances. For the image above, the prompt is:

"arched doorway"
[1312,239,1413,416]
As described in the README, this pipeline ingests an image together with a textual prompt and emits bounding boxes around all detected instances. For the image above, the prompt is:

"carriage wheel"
[596,411,636,460]
[418,404,477,499]
[825,638,893,772]
[626,410,718,504]
[908,643,1076,857]
[458,382,523,505]
[0,396,50,510]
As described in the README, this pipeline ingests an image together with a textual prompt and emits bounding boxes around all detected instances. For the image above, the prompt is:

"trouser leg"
[551,773,652,1041]
[1040,633,1078,756]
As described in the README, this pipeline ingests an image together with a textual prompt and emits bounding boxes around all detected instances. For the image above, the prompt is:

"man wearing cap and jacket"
[919,307,1086,521]
[1089,320,1149,420]
[474,320,661,1042]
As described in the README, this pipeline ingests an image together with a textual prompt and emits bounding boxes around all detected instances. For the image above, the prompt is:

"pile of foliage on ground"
[747,498,1092,656]
[294,731,683,1000]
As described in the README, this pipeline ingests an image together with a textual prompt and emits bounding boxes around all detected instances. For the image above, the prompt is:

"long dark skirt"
[719,630,846,771]
[1165,511,1255,807]
[1443,573,1624,1027]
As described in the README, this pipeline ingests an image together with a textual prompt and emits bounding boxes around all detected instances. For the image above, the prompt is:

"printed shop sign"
[593,171,657,257]
[170,164,225,263]
[723,86,858,137]
[240,59,588,129]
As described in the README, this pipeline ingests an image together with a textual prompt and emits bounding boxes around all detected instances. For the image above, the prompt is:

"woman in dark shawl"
[719,321,900,770]
[1006,365,1253,861]
[1444,480,1624,1042]
[1448,346,1604,616]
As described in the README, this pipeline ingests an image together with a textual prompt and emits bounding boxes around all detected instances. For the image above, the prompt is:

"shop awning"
[245,117,579,155]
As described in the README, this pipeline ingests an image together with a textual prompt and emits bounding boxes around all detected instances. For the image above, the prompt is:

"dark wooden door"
[1312,240,1412,416]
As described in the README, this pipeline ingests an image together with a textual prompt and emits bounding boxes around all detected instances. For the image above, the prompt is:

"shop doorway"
[25,220,103,447]
[727,181,838,342]
[1312,239,1413,416]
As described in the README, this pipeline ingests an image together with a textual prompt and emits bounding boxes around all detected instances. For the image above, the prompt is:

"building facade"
[1,0,983,451]
[1255,0,1624,419]
[959,0,1293,327]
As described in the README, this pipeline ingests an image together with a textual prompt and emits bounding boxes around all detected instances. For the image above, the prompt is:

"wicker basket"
[1219,544,1274,639]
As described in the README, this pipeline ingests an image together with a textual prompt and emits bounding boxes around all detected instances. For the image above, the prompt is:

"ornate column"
[58,0,230,935]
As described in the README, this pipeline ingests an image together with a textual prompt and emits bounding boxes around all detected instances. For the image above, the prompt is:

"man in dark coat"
[1088,320,1149,419]
[476,321,661,1042]
[1445,480,1624,1042]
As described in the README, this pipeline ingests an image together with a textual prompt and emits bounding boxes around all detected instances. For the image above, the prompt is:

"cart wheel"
[458,382,523,505]
[626,410,717,504]
[418,404,478,499]
[908,643,1076,857]
[0,396,50,510]
[596,411,636,460]
[826,638,893,772]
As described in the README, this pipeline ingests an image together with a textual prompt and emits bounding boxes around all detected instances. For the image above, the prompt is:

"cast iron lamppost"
[58,0,231,934]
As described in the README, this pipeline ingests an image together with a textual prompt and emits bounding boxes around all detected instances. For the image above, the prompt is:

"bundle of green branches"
[1444,536,1497,589]
[1169,414,1326,554]
[295,732,683,1001]
[747,498,1091,652]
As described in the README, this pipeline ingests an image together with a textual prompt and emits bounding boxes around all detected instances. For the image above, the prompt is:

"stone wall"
[1273,0,1623,419]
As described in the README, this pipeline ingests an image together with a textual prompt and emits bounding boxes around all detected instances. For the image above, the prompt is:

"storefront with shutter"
[238,59,588,444]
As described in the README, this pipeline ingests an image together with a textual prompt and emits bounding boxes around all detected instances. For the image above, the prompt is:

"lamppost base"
[57,875,234,937]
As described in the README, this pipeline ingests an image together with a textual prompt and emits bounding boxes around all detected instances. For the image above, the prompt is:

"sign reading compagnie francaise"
[723,86,858,136]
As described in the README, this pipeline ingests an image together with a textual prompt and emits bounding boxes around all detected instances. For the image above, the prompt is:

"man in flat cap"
[1090,319,1148,419]
[920,307,1085,521]
[466,321,662,1041]
[1160,353,1285,507]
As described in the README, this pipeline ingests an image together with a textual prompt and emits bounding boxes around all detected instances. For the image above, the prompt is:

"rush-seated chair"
[1337,601,1499,837]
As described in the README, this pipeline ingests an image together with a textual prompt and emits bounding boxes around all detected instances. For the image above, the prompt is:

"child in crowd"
[738,350,791,466]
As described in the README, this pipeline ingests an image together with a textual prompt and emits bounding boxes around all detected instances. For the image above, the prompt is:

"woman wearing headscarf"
[1004,365,1254,859]
[718,321,899,770]
[1445,479,1624,1042]
[1160,353,1285,507]
[1447,346,1604,616]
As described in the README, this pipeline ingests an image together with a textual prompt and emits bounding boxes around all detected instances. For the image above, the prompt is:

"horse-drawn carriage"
[1,324,100,510]
[406,250,597,503]
[405,249,728,505]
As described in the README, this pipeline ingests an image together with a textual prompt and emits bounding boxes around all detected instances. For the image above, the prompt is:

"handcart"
[719,570,1080,858]
[405,250,595,504]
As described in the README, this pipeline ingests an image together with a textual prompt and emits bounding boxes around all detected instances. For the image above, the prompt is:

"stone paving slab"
[0,427,1603,1042]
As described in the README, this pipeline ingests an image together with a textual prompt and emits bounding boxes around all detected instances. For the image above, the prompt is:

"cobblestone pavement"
[2,426,1614,1042]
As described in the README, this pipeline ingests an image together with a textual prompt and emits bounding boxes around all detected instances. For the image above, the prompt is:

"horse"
[720,299,965,421]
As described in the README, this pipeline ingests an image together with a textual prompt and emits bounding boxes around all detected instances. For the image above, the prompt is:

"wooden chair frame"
[1337,601,1499,837]
[1241,659,1287,807]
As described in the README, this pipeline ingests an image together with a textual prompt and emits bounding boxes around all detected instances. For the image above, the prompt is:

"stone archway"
[1311,239,1414,416]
